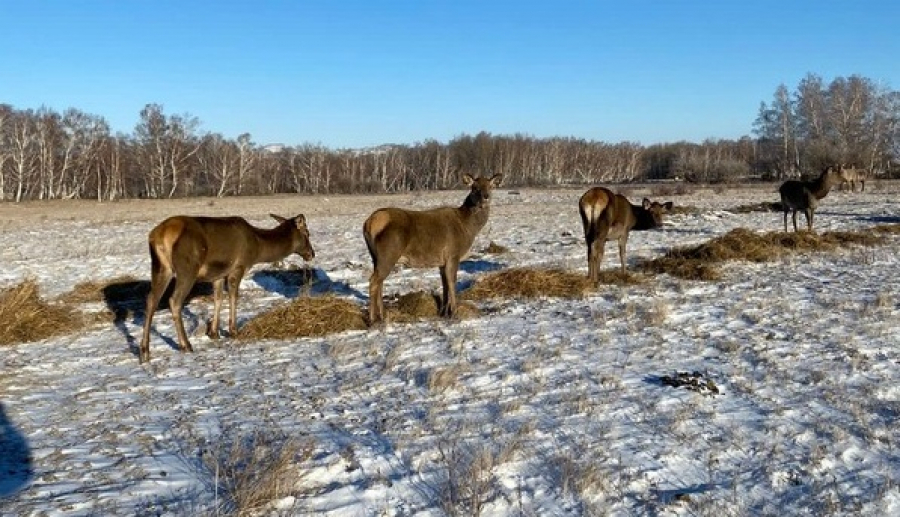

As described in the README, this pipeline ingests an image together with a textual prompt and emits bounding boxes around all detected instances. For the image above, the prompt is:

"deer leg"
[581,212,595,281]
[367,240,401,325]
[617,234,629,274]
[588,221,610,283]
[439,261,460,318]
[226,269,245,336]
[368,257,396,325]
[169,274,198,353]
[805,208,814,232]
[209,278,225,339]
[783,210,789,233]
[791,210,800,232]
[139,268,173,364]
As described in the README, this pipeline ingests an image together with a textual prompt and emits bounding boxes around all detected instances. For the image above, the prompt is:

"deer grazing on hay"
[778,165,843,232]
[363,173,502,325]
[837,164,868,193]
[578,187,673,282]
[139,214,315,363]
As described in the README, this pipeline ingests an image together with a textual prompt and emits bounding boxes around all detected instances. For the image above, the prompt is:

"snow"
[1,184,899,516]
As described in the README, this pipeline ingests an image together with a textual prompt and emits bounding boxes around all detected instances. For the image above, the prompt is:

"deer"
[778,165,843,232]
[363,173,502,325]
[578,187,673,283]
[837,163,868,193]
[138,213,315,363]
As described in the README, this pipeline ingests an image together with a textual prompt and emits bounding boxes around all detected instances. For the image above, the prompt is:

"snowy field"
[1,182,899,516]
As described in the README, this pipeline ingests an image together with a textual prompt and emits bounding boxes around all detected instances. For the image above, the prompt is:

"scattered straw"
[238,295,366,340]
[0,280,87,346]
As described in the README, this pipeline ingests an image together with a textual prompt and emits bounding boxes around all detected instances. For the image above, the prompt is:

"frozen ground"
[1,182,899,516]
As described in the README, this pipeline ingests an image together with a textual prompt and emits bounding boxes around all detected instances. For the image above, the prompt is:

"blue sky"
[2,1,897,148]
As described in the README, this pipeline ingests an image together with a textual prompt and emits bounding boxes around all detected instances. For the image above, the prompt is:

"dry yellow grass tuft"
[0,280,88,346]
[238,295,367,340]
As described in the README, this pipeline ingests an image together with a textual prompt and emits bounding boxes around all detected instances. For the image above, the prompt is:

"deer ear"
[490,174,503,187]
[663,201,674,211]
[270,214,287,224]
[294,214,307,228]
[462,173,475,186]
[642,198,652,210]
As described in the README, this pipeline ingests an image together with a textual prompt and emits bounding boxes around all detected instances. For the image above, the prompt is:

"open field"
[1,181,899,516]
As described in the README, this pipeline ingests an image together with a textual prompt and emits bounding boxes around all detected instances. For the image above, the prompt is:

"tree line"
[1,73,897,202]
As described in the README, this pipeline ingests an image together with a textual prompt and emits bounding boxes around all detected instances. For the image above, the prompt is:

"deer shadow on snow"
[101,266,353,355]
[101,279,216,355]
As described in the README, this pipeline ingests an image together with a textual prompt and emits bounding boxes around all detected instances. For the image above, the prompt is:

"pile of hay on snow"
[385,290,481,323]
[465,267,618,300]
[238,295,366,340]
[0,280,87,346]
[641,227,887,280]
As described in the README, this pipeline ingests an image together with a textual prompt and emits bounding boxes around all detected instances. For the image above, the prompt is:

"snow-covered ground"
[1,183,899,516]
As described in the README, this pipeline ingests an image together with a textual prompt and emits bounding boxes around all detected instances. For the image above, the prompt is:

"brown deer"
[363,173,502,325]
[138,214,315,363]
[778,165,843,232]
[578,187,673,282]
[837,164,868,192]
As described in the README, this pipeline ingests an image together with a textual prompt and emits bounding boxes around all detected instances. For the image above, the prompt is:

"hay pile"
[641,227,887,280]
[238,295,367,340]
[465,267,605,300]
[0,280,87,346]
[385,290,481,322]
[727,202,782,213]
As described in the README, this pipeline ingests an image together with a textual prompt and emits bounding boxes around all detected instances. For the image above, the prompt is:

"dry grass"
[640,227,888,280]
[201,428,314,515]
[464,267,641,301]
[0,280,88,346]
[237,295,367,340]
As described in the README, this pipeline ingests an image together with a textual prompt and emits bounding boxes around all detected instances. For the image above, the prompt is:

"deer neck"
[458,197,491,237]
[253,225,294,262]
[810,173,836,200]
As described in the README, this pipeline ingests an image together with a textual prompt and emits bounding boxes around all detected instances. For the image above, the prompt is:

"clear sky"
[2,1,897,148]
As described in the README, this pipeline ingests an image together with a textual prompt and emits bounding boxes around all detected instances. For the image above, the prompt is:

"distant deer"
[139,214,315,363]
[778,165,843,232]
[837,164,868,193]
[578,187,673,282]
[363,173,502,325]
